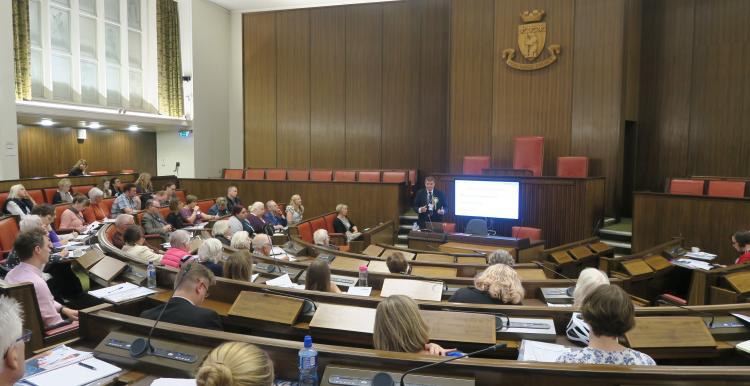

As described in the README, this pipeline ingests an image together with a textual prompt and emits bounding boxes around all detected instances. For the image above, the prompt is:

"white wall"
[228,11,243,168]
[157,130,195,177]
[0,1,20,180]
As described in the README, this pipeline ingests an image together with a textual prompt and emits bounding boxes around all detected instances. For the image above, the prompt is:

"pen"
[78,361,97,370]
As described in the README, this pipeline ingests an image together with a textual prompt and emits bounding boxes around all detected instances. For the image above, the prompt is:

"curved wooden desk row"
[0,172,141,192]
[78,305,750,385]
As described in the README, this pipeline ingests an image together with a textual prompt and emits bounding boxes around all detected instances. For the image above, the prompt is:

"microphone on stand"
[533,261,577,297]
[371,343,506,386]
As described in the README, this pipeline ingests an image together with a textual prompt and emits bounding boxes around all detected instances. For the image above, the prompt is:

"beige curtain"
[157,0,184,117]
[13,0,31,100]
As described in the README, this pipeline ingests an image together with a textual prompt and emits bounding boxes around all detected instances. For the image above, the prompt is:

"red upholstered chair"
[197,199,215,214]
[511,226,542,242]
[382,171,407,183]
[287,170,309,181]
[27,190,45,206]
[462,156,491,175]
[53,173,68,178]
[310,170,333,181]
[244,169,265,180]
[101,198,115,216]
[54,205,69,231]
[442,223,456,233]
[0,192,8,210]
[223,169,244,179]
[357,171,381,183]
[513,136,544,176]
[707,180,745,198]
[105,223,117,243]
[668,179,704,196]
[310,217,327,232]
[556,156,589,178]
[43,188,57,203]
[121,169,136,174]
[265,169,286,181]
[323,213,338,233]
[297,222,313,243]
[408,170,417,186]
[71,185,93,196]
[0,216,19,258]
[89,170,108,176]
[135,211,146,225]
[334,171,356,182]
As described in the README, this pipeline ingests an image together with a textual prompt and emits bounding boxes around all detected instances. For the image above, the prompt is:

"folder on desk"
[88,256,128,282]
[380,278,444,301]
[22,358,121,386]
[76,248,105,270]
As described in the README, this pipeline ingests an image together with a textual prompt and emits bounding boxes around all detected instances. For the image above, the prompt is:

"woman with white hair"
[247,202,269,235]
[212,220,232,246]
[487,249,514,266]
[2,185,35,216]
[87,187,108,221]
[231,231,252,251]
[448,264,524,305]
[197,238,225,277]
[51,178,74,204]
[161,230,193,269]
[566,267,610,345]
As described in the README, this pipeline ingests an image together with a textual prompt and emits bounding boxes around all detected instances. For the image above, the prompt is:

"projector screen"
[454,180,520,219]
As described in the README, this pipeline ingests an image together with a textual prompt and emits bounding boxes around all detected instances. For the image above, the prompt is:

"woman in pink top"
[59,196,89,233]
[162,230,193,268]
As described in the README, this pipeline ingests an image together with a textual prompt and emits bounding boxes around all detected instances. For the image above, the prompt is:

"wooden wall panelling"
[448,0,494,173]
[634,0,694,191]
[243,13,277,168]
[570,0,626,215]
[310,7,346,169]
[493,0,574,178]
[381,1,420,169]
[418,0,449,175]
[686,0,750,178]
[276,10,311,168]
[623,0,642,122]
[345,4,383,169]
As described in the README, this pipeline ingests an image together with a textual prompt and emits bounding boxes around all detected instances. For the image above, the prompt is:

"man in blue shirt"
[111,183,139,215]
[263,200,287,232]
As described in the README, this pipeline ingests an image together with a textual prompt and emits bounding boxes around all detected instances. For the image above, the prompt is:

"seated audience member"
[0,297,27,386]
[305,260,341,293]
[140,263,223,330]
[285,194,304,225]
[134,172,154,193]
[487,249,515,266]
[263,200,287,230]
[87,187,108,221]
[333,203,362,242]
[59,195,89,233]
[732,230,750,264]
[2,184,35,216]
[111,183,138,215]
[386,251,410,274]
[226,185,242,212]
[152,190,169,207]
[52,178,74,204]
[162,230,193,269]
[142,199,173,240]
[97,177,112,198]
[122,225,163,265]
[556,285,656,365]
[181,195,218,225]
[228,206,255,236]
[566,268,610,345]
[208,197,230,217]
[164,182,178,202]
[212,220,233,246]
[31,205,76,246]
[231,231,252,251]
[313,228,329,247]
[251,234,274,257]
[109,177,123,197]
[448,264,524,305]
[3,216,48,269]
[166,199,187,230]
[112,214,135,249]
[6,229,79,327]
[196,342,274,386]
[68,159,87,176]
[198,238,225,277]
[224,250,254,281]
[247,202,269,235]
[373,295,453,356]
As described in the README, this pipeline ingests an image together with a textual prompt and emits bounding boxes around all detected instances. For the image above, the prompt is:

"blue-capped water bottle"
[147,261,157,289]
[298,335,318,386]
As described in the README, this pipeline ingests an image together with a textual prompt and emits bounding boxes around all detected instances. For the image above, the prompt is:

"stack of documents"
[518,340,573,362]
[684,251,717,261]
[672,258,714,270]
[20,358,120,386]
[89,282,156,303]
[265,274,305,289]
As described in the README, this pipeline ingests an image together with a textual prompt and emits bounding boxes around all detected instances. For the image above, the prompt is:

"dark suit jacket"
[448,287,504,305]
[140,297,223,330]
[412,188,448,227]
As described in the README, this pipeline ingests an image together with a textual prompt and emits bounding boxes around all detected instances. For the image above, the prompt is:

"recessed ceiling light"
[128,125,140,131]
[89,122,101,129]
[39,118,54,127]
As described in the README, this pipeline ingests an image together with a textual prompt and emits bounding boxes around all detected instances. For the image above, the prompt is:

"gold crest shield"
[518,22,546,61]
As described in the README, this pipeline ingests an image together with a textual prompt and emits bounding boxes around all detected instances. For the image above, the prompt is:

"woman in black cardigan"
[333,203,362,242]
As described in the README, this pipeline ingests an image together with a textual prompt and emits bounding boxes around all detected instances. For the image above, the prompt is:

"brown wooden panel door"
[276,9,311,169]
[243,13,277,168]
[345,4,383,169]
[310,7,346,169]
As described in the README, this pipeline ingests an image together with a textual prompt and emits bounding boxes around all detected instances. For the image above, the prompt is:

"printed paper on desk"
[251,273,259,282]
[518,340,572,362]
[546,303,572,307]
[347,287,372,297]
[23,358,121,386]
[265,274,295,288]
[151,378,197,386]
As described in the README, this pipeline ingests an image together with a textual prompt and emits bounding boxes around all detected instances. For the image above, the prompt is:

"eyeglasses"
[16,329,32,344]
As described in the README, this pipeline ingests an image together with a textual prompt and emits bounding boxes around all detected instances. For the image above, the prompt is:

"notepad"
[89,282,155,303]
[347,286,372,296]
[22,358,121,386]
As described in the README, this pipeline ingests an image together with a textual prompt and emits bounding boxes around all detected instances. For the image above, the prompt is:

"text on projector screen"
[454,180,520,219]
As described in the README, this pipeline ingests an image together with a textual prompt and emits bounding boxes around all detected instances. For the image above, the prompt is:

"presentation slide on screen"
[454,180,520,219]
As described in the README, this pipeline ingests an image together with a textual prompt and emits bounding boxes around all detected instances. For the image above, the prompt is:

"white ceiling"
[207,0,398,12]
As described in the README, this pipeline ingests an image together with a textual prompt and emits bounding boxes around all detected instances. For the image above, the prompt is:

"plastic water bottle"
[147,261,156,289]
[298,335,318,386]
[358,265,369,287]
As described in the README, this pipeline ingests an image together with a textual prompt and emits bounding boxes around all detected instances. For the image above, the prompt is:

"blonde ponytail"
[196,342,274,386]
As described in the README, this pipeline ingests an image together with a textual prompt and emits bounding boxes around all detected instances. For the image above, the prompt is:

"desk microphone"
[533,261,577,297]
[659,296,716,328]
[371,343,506,386]
[261,287,317,315]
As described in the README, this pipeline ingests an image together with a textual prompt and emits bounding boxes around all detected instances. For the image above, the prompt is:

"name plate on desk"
[497,317,557,342]
[380,278,444,302]
[228,291,303,325]
[322,365,474,386]
[330,274,358,287]
[541,287,573,304]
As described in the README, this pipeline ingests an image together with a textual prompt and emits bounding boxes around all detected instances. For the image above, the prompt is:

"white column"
[228,10,243,168]
[0,1,20,179]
